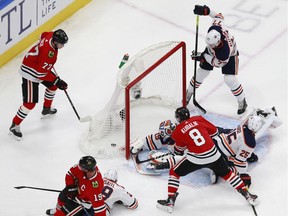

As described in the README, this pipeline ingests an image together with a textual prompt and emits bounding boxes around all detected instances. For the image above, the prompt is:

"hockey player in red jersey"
[47,169,137,216]
[54,156,106,216]
[102,170,138,215]
[9,29,68,140]
[187,5,247,115]
[156,107,258,213]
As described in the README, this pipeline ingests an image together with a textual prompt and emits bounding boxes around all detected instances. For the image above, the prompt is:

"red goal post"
[80,41,187,159]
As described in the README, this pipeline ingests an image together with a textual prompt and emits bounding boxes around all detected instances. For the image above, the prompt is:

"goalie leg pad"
[130,137,144,154]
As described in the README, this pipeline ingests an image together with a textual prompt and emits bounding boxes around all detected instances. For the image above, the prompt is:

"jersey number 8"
[189,128,205,146]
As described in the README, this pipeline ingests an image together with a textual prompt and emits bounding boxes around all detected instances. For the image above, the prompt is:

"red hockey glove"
[54,77,68,90]
[191,51,206,63]
[193,5,210,16]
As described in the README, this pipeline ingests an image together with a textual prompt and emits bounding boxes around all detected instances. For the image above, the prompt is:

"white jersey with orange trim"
[102,178,138,215]
[143,132,175,151]
[214,125,255,174]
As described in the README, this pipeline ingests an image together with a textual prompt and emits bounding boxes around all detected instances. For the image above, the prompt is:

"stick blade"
[193,100,206,115]
[79,116,92,123]
[14,186,25,189]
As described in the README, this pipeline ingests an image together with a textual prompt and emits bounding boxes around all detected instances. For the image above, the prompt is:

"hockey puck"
[111,143,117,147]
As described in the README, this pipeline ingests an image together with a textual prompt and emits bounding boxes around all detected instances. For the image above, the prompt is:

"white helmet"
[247,116,262,132]
[104,170,118,182]
[205,30,221,48]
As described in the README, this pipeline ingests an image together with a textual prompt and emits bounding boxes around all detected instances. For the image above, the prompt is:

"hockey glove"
[247,152,258,163]
[54,77,68,90]
[193,5,210,16]
[240,173,251,188]
[59,184,78,202]
[191,51,206,63]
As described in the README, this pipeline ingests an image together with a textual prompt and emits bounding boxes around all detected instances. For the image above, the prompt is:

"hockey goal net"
[80,41,186,159]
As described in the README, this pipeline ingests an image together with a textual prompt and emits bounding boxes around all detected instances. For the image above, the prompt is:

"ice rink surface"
[0,0,287,215]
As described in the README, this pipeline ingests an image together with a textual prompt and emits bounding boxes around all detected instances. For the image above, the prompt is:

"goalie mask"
[247,115,262,132]
[104,169,118,182]
[159,120,176,142]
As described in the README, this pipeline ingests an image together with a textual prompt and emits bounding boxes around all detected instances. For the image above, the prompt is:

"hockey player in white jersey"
[102,170,138,215]
[130,119,176,155]
[133,107,282,187]
[187,5,248,115]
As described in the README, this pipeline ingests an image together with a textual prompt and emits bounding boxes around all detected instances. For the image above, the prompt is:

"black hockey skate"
[46,208,56,215]
[238,188,259,206]
[156,192,179,213]
[9,122,22,140]
[237,98,248,115]
[41,107,57,118]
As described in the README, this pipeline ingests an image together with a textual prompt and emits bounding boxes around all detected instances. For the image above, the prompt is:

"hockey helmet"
[79,156,97,171]
[104,170,118,182]
[175,107,190,122]
[159,120,176,141]
[52,29,68,44]
[247,115,262,132]
[205,29,221,48]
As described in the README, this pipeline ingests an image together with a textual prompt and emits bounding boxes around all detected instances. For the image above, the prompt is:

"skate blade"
[8,132,22,141]
[41,113,56,119]
[156,203,173,213]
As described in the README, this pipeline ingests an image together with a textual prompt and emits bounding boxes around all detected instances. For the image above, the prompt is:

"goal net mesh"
[80,41,186,159]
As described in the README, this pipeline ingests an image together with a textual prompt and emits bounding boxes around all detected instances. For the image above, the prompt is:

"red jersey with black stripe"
[65,165,106,215]
[20,31,58,82]
[172,116,221,164]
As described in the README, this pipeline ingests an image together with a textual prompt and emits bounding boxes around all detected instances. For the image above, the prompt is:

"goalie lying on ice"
[131,107,282,188]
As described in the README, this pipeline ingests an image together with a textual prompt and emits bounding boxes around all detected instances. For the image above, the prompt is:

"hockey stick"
[75,197,90,216]
[52,67,92,123]
[135,151,173,164]
[251,205,258,216]
[63,89,92,123]
[14,186,61,193]
[192,15,206,114]
[15,186,90,216]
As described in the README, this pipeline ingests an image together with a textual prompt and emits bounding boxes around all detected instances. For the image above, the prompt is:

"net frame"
[80,41,187,159]
[124,41,187,159]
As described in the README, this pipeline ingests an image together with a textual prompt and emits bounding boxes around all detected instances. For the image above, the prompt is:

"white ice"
[0,0,287,215]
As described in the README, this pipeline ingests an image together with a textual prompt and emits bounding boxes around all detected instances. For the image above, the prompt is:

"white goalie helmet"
[159,120,176,141]
[205,29,221,48]
[104,169,118,182]
[247,115,262,132]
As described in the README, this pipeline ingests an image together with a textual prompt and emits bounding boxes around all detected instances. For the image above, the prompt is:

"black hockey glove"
[191,51,206,63]
[54,77,68,90]
[240,173,251,188]
[247,152,258,163]
[193,5,210,16]
[59,185,79,202]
